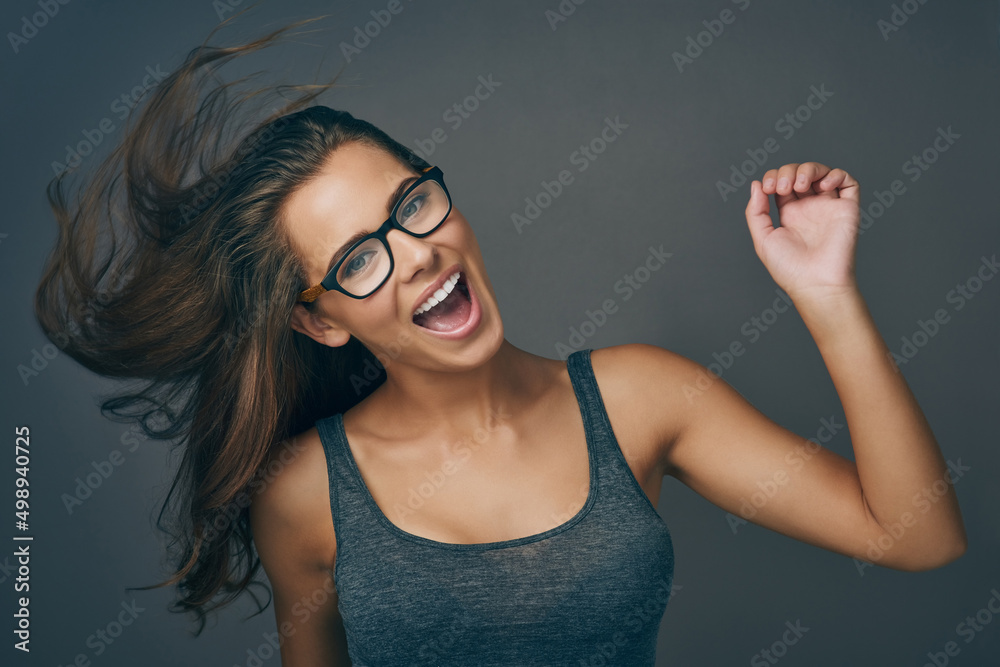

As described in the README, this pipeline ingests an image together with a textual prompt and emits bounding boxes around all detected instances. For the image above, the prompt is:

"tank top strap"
[314,412,373,554]
[566,348,662,517]
[565,347,620,460]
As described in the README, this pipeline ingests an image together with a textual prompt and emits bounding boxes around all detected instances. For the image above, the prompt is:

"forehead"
[283,142,414,277]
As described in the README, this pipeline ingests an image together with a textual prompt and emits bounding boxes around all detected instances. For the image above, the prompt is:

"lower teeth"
[413,281,471,330]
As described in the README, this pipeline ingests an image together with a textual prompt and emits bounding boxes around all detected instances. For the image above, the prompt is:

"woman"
[35,19,966,667]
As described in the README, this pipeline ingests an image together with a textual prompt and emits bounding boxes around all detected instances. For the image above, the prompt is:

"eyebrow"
[324,174,421,276]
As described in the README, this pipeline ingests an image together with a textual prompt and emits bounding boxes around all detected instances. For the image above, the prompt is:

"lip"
[411,262,464,317]
[412,272,482,340]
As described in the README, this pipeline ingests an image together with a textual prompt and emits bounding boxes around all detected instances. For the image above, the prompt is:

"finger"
[745,180,774,255]
[794,162,832,195]
[815,168,845,197]
[761,168,780,195]
[775,163,801,197]
[774,163,803,207]
[817,168,861,204]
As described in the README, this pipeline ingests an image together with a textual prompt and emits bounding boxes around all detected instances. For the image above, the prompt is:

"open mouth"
[412,272,472,332]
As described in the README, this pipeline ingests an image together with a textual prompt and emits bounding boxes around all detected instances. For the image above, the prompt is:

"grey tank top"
[315,348,675,665]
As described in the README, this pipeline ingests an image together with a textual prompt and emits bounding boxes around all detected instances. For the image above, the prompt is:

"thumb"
[745,180,775,255]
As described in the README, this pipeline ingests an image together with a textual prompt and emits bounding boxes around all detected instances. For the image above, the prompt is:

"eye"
[398,194,427,224]
[342,249,377,278]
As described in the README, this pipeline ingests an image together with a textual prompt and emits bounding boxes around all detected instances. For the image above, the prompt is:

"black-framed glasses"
[298,166,452,302]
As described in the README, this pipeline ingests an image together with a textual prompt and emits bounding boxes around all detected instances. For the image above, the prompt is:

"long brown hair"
[33,13,431,634]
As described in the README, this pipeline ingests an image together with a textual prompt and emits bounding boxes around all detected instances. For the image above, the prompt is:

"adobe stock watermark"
[750,619,810,666]
[511,115,629,234]
[414,611,476,664]
[919,586,1000,667]
[716,84,834,202]
[554,243,673,360]
[16,334,79,387]
[17,289,116,386]
[177,114,292,224]
[233,570,340,667]
[411,74,502,160]
[235,565,470,666]
[672,0,752,73]
[889,253,998,368]
[348,330,418,396]
[337,0,417,63]
[579,577,682,665]
[726,414,846,535]
[199,433,309,547]
[681,288,795,403]
[7,0,72,54]
[212,0,248,21]
[857,126,960,237]
[548,478,589,526]
[60,423,151,515]
[235,628,287,667]
[390,407,513,527]
[51,64,170,177]
[544,0,589,31]
[877,0,932,41]
[853,458,971,576]
[54,598,145,666]
[223,297,272,352]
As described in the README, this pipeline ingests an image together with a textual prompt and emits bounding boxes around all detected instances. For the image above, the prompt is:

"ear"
[290,303,352,348]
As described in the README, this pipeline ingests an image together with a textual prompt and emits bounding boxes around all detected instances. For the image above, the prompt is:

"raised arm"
[639,163,966,571]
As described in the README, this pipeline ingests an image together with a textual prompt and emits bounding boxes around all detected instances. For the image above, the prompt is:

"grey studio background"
[2,0,999,665]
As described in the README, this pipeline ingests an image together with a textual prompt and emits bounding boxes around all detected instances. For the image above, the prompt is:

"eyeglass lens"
[336,179,450,296]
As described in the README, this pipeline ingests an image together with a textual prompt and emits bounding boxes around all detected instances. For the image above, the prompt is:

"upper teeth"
[414,272,461,316]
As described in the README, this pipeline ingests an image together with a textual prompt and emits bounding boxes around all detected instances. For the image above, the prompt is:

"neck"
[357,338,554,440]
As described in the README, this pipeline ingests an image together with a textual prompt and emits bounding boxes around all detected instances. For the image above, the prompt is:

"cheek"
[460,226,486,261]
[341,294,405,338]
[445,215,478,249]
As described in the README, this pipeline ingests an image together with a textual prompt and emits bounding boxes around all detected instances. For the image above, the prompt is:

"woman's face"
[284,141,504,371]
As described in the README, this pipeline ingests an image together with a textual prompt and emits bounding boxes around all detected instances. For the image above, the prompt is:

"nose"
[385,228,437,284]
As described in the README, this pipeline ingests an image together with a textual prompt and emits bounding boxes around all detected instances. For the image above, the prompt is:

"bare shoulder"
[249,428,352,663]
[249,426,337,571]
[589,343,705,475]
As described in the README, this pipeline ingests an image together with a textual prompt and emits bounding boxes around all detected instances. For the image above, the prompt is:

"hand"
[745,162,861,301]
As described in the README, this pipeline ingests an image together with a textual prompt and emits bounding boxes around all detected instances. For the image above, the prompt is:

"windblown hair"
[33,14,430,634]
